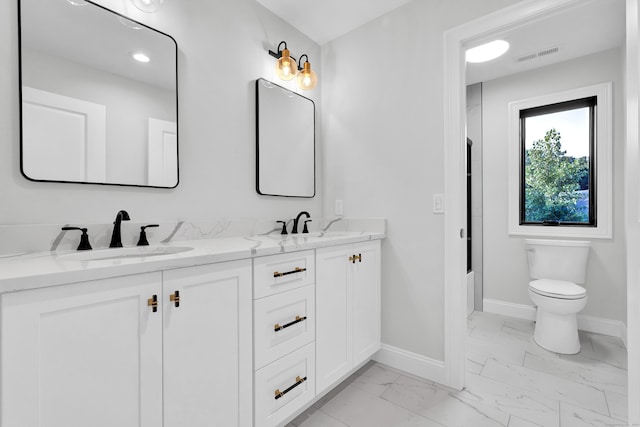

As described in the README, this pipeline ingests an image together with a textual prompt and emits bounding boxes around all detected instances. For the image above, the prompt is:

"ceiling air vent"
[517,46,559,62]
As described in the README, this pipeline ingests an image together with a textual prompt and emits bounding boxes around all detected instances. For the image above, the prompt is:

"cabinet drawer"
[254,285,315,369]
[253,250,315,299]
[254,342,315,427]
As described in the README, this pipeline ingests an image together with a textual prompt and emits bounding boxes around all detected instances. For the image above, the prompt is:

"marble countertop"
[0,230,385,294]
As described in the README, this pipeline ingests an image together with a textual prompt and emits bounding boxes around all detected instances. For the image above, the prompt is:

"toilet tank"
[525,239,590,284]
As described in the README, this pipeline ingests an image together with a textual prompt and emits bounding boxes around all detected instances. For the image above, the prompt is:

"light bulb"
[296,60,317,90]
[282,63,292,77]
[275,48,297,81]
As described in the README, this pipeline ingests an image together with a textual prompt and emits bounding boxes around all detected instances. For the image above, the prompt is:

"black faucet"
[292,211,310,234]
[109,210,130,248]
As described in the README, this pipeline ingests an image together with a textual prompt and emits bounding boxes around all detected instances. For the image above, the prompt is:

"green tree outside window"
[524,128,590,223]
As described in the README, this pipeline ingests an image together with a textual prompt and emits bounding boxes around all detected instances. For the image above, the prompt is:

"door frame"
[442,2,639,422]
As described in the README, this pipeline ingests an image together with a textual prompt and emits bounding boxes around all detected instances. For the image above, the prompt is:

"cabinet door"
[351,240,381,366]
[315,245,352,393]
[162,259,252,427]
[0,273,163,427]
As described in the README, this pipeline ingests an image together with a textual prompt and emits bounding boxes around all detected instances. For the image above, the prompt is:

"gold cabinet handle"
[357,253,362,263]
[349,254,363,264]
[169,290,180,308]
[147,295,158,313]
[274,315,307,332]
[273,267,306,278]
[274,376,307,400]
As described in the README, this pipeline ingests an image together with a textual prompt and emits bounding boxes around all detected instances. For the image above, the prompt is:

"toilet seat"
[529,279,586,300]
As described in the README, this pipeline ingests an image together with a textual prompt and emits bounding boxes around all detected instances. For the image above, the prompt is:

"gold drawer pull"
[274,376,307,400]
[273,267,306,278]
[147,295,158,313]
[349,254,362,264]
[274,315,307,332]
[170,290,180,308]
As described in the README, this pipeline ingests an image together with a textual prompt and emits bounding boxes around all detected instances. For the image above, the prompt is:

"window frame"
[518,96,597,227]
[507,83,612,239]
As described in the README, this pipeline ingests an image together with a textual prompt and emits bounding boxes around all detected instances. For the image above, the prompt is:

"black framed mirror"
[18,0,179,188]
[256,78,315,198]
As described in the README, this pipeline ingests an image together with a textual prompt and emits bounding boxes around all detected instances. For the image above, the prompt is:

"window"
[519,97,596,226]
[507,83,612,239]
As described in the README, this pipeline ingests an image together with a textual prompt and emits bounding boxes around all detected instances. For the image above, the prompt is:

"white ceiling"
[466,0,626,84]
[255,0,414,45]
[257,0,625,84]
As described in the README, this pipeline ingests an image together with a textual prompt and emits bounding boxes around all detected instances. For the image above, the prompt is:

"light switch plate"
[433,194,444,214]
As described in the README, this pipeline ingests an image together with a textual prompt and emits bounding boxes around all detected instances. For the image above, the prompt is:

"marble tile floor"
[287,311,629,427]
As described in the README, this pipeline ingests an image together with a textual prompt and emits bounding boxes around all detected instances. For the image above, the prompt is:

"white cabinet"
[316,240,381,393]
[163,260,252,427]
[0,272,163,427]
[252,250,316,427]
[0,237,383,427]
[0,260,252,427]
[351,241,382,364]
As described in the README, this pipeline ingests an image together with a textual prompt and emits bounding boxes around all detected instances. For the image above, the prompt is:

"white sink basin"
[60,245,193,261]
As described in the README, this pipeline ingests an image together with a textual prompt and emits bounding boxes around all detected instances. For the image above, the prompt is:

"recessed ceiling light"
[131,52,150,63]
[466,40,510,63]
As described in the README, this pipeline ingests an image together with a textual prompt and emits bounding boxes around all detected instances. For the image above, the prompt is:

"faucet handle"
[61,227,92,251]
[303,220,312,234]
[137,224,159,246]
[276,221,288,235]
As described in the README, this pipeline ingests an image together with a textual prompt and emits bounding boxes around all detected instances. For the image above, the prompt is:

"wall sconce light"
[296,54,317,91]
[131,0,165,13]
[269,41,298,81]
[268,41,318,90]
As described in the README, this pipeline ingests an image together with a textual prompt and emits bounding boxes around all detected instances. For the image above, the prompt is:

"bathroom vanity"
[0,228,383,427]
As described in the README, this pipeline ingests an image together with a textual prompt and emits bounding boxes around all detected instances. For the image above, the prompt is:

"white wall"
[0,0,322,226]
[482,47,627,323]
[321,0,521,361]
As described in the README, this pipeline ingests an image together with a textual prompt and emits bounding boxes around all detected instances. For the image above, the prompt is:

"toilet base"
[533,309,581,354]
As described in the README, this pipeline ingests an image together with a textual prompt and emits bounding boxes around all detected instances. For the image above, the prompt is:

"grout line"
[317,408,351,427]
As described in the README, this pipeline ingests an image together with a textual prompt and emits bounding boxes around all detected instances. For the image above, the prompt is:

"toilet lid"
[529,279,586,299]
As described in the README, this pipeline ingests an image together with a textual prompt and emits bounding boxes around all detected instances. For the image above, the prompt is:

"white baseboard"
[373,343,447,385]
[483,298,627,342]
[483,298,536,321]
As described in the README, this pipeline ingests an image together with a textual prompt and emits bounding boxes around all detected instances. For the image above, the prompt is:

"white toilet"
[525,239,590,354]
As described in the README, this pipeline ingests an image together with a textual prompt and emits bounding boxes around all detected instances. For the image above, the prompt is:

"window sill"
[508,224,611,239]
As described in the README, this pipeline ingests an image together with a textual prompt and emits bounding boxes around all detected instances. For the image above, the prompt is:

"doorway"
[443,1,638,424]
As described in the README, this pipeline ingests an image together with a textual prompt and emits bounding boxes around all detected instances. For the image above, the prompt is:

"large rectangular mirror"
[19,0,179,188]
[256,78,315,197]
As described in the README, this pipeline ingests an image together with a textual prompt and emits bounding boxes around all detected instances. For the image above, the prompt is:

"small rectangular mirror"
[256,78,315,198]
[19,0,179,188]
